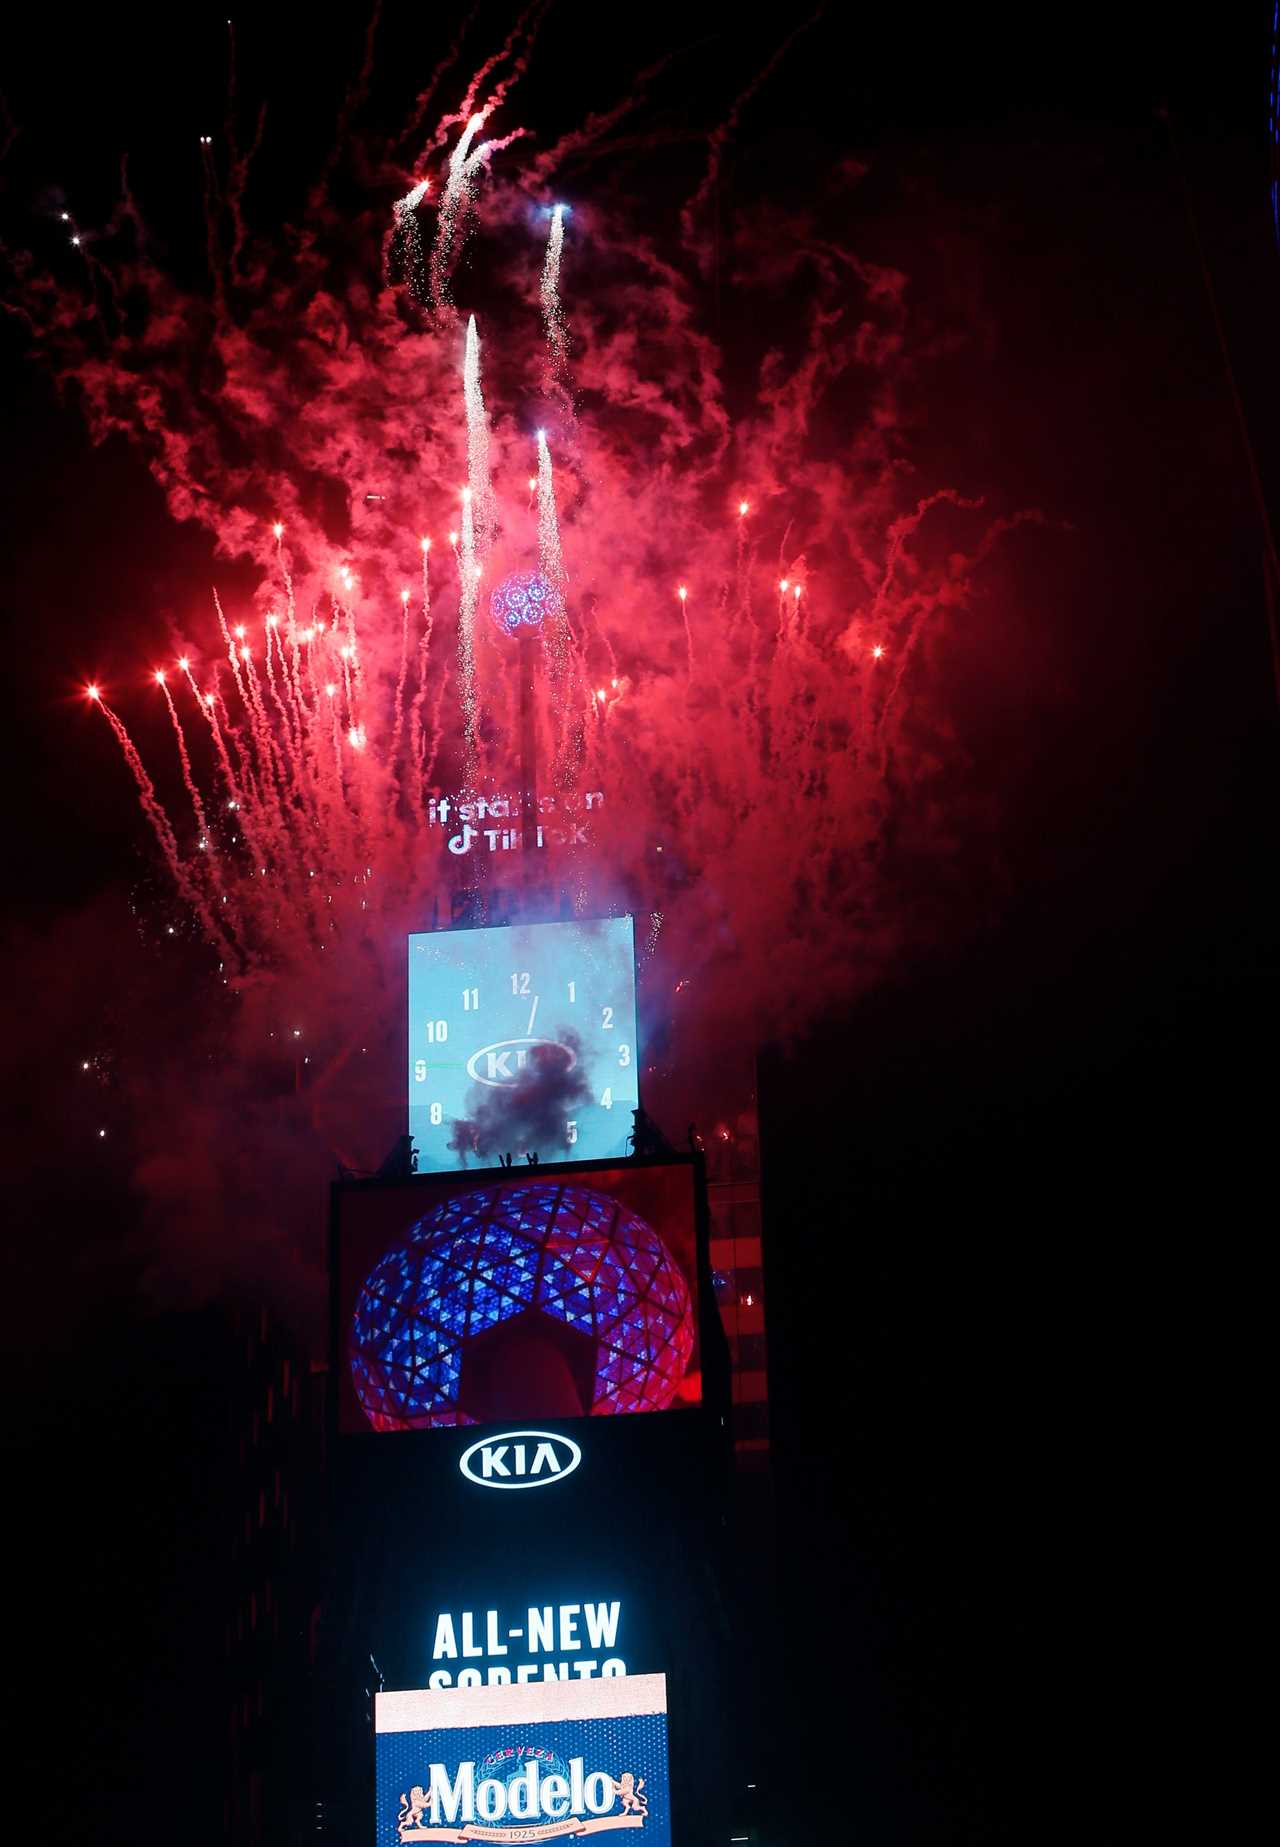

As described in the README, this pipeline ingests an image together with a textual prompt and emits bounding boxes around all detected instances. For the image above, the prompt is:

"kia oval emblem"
[458,1429,583,1490]
[465,1038,577,1090]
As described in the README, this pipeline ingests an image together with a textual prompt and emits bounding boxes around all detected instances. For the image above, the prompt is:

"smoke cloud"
[3,20,1046,1308]
[447,1028,593,1163]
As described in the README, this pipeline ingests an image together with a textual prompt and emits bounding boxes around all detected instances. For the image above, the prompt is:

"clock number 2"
[601,1006,614,1030]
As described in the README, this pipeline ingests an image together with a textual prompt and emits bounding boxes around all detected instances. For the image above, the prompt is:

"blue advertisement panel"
[375,1674,671,1847]
[335,1161,703,1432]
[407,917,640,1174]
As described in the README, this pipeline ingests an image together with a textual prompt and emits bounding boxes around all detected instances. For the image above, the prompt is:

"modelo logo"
[459,1430,582,1490]
[400,1751,649,1835]
[466,1038,577,1089]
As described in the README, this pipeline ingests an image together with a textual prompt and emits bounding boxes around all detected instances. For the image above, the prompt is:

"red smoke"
[8,30,1042,1292]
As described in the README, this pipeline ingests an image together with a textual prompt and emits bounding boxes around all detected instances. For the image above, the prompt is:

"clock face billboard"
[408,917,639,1174]
[332,1159,704,1433]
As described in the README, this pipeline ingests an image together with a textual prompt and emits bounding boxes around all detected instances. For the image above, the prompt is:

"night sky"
[3,5,1276,1842]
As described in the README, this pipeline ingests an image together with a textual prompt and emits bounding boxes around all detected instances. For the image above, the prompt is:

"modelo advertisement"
[375,1676,671,1846]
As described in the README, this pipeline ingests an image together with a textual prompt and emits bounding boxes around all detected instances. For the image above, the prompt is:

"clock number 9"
[413,1059,427,1082]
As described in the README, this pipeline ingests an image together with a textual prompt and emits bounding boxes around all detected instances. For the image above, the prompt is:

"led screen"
[376,1673,672,1847]
[335,1160,703,1431]
[408,917,639,1174]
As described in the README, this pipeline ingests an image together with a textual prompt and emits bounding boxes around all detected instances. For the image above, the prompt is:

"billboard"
[333,1159,704,1433]
[408,918,639,1174]
[376,1674,671,1846]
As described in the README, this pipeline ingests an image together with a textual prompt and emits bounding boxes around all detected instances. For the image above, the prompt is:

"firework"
[21,59,1038,1190]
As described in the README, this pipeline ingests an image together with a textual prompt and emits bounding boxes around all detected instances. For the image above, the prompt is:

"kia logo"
[458,1430,582,1490]
[465,1038,576,1090]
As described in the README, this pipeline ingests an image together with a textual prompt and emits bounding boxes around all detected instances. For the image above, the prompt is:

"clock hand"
[526,994,539,1036]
